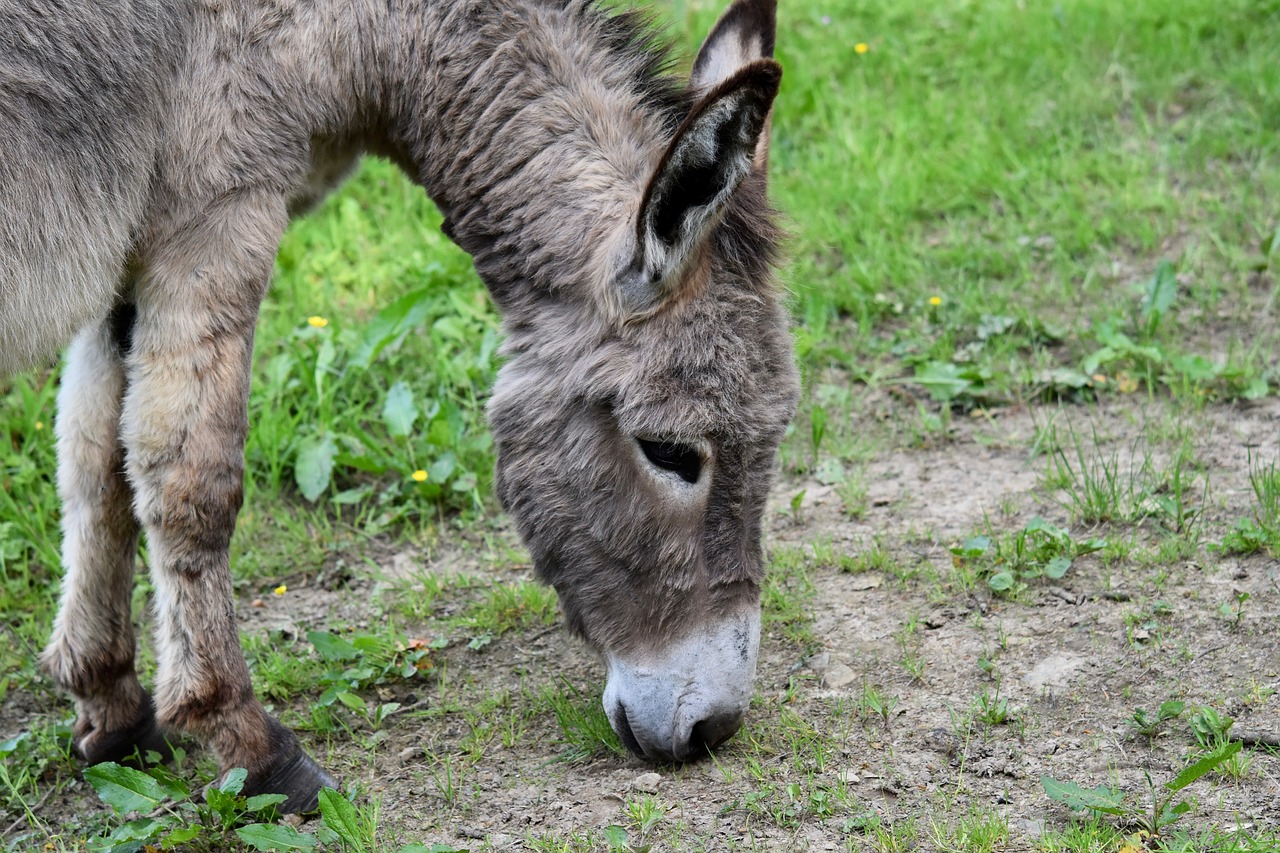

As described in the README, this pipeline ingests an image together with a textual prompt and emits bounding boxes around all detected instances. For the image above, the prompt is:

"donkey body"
[0,0,798,811]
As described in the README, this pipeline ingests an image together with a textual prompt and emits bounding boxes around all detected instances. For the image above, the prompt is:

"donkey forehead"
[607,294,797,441]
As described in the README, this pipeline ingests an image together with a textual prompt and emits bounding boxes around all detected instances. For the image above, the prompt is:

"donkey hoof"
[242,745,338,814]
[75,691,177,767]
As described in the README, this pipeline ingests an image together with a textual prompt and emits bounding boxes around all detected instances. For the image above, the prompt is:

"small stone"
[926,728,959,756]
[837,767,859,784]
[632,772,661,793]
[398,746,422,764]
[1024,653,1086,689]
[823,662,857,688]
[847,573,883,591]
[251,598,265,608]
[807,652,831,675]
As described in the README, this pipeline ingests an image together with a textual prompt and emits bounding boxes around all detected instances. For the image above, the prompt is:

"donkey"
[0,0,799,812]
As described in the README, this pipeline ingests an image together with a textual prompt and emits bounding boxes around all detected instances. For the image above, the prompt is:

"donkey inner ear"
[622,59,781,316]
[691,0,777,93]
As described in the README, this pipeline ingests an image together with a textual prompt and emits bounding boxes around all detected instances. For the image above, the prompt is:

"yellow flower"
[34,421,43,431]
[307,316,328,328]
[928,296,942,307]
[411,469,428,482]
[273,584,287,596]
[855,42,870,54]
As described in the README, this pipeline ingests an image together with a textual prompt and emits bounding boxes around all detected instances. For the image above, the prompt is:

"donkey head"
[487,0,797,762]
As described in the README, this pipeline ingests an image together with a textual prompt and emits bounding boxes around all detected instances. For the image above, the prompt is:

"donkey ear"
[622,60,780,316]
[691,0,777,93]
[691,0,778,173]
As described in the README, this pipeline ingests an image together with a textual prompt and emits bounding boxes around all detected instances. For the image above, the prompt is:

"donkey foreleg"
[41,315,170,765]
[123,192,334,812]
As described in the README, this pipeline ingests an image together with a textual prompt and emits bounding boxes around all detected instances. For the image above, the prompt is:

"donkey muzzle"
[602,609,760,762]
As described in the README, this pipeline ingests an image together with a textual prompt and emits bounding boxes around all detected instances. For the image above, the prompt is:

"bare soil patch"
[4,399,1279,851]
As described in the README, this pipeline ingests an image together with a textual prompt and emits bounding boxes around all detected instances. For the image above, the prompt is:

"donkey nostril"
[614,703,644,757]
[687,711,745,759]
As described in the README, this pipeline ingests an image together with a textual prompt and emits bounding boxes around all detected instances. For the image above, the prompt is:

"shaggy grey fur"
[0,0,797,806]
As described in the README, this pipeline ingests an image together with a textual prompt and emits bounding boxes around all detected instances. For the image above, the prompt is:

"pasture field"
[2,0,1279,850]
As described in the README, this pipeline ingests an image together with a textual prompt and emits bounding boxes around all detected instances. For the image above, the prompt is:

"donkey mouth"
[613,701,745,762]
[602,609,760,763]
[613,703,645,757]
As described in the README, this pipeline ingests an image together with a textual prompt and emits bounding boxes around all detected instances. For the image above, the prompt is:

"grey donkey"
[0,0,799,812]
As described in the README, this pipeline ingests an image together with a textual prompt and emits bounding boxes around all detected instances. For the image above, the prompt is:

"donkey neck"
[385,0,692,310]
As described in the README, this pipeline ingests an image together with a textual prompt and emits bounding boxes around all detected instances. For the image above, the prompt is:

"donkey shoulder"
[0,0,191,375]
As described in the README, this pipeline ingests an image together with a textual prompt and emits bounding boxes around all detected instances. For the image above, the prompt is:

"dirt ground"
[4,398,1279,851]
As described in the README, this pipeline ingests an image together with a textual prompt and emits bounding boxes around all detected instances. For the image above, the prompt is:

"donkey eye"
[637,438,702,484]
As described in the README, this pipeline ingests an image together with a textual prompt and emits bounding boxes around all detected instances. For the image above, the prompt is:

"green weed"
[70,756,467,852]
[857,684,900,729]
[974,683,1015,729]
[762,547,817,647]
[1128,701,1185,743]
[1221,453,1280,556]
[925,806,1010,853]
[1042,739,1243,841]
[542,678,625,762]
[895,614,927,683]
[951,517,1105,596]
[1188,706,1234,750]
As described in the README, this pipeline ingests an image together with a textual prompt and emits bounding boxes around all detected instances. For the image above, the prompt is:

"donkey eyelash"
[637,438,703,484]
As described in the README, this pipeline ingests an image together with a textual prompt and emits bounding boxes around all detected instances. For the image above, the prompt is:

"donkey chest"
[286,138,363,217]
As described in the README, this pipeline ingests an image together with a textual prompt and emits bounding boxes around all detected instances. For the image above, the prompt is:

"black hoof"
[242,747,337,814]
[239,719,337,814]
[76,692,178,767]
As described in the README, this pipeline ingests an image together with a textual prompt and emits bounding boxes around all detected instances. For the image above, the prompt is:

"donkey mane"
[397,0,782,324]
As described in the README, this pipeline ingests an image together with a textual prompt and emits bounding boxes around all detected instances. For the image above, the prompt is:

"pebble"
[631,772,662,793]
[823,662,857,688]
[1023,653,1086,689]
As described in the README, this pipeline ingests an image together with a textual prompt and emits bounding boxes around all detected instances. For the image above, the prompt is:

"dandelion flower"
[273,584,287,596]
[411,469,428,482]
[307,316,328,328]
[928,296,942,307]
[34,421,43,431]
[855,42,870,54]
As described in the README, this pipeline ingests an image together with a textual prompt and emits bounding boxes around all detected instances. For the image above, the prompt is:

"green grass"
[3,0,1280,849]
[764,0,1279,467]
